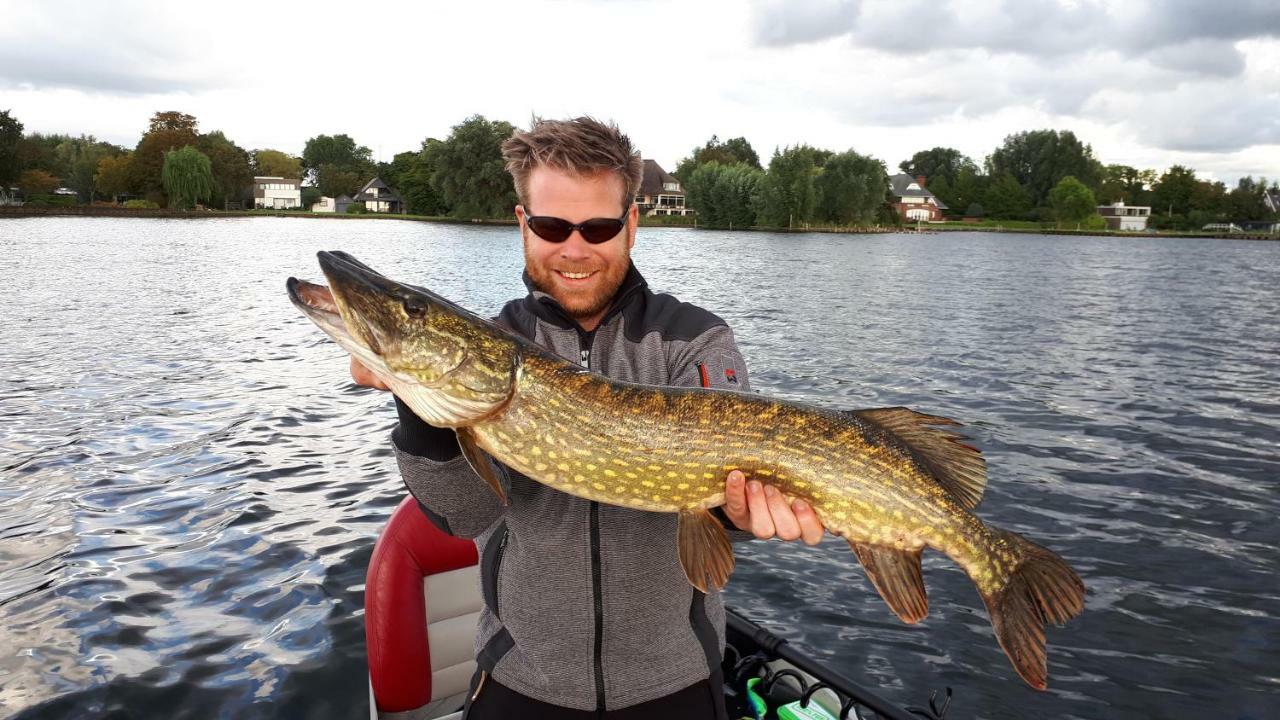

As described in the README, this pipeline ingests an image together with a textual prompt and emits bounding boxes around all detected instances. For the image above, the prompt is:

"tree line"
[2,108,1276,229]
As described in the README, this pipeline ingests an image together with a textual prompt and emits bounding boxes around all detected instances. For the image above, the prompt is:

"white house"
[252,176,302,209]
[1096,201,1151,231]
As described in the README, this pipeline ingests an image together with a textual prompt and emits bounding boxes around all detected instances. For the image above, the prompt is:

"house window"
[663,182,680,192]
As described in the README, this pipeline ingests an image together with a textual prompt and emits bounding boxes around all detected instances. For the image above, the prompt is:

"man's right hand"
[350,357,390,391]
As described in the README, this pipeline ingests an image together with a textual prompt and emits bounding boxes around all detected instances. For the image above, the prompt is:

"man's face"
[518,166,637,329]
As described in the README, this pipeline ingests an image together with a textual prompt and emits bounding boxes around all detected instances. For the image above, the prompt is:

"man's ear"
[627,203,638,249]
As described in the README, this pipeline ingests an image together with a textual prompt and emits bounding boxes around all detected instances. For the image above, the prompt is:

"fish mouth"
[286,275,347,339]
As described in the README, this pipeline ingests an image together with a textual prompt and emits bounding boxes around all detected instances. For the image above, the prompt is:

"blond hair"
[502,116,643,210]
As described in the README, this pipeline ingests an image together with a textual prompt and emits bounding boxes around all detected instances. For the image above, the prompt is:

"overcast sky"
[2,0,1278,184]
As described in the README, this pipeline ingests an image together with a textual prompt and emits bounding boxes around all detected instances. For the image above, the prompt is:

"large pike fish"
[288,251,1085,690]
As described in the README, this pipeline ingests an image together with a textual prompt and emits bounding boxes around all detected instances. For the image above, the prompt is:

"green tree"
[1229,176,1269,221]
[393,142,450,215]
[674,135,762,181]
[1152,165,1197,218]
[1048,175,1098,226]
[758,145,820,227]
[899,147,978,187]
[814,149,887,225]
[950,166,987,216]
[161,145,215,209]
[196,131,253,208]
[130,111,200,202]
[95,152,132,203]
[50,135,124,201]
[19,169,59,196]
[427,115,518,219]
[684,162,764,228]
[302,133,374,184]
[1098,164,1156,205]
[986,129,1101,207]
[252,149,303,178]
[316,164,365,198]
[925,176,954,214]
[0,109,22,188]
[983,173,1032,220]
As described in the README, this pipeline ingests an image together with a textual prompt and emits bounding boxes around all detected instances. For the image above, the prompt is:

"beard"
[524,246,631,323]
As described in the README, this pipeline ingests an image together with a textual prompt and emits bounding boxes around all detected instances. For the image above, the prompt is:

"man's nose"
[556,231,593,258]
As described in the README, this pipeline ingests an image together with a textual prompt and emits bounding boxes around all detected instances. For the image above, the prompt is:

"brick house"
[889,174,947,222]
[634,160,692,217]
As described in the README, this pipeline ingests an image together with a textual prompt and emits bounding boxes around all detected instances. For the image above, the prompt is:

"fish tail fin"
[977,530,1086,691]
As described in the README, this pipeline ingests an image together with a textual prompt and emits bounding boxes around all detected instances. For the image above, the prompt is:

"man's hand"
[350,357,390,391]
[722,470,825,545]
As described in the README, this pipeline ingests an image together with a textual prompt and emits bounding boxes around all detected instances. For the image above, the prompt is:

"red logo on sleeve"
[724,368,738,384]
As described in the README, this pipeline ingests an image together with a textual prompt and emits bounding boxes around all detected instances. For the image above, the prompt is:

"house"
[311,194,354,213]
[889,174,947,222]
[252,176,302,209]
[634,160,693,217]
[1264,188,1280,215]
[352,177,404,214]
[1097,201,1152,231]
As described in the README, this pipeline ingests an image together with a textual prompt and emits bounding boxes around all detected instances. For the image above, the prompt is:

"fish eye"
[402,298,428,318]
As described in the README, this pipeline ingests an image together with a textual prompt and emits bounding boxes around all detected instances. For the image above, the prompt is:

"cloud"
[0,3,243,94]
[753,0,1280,63]
[751,0,860,47]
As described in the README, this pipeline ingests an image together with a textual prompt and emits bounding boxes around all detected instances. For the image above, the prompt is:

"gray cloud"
[752,0,860,47]
[749,0,1280,154]
[754,0,1280,65]
[0,6,222,94]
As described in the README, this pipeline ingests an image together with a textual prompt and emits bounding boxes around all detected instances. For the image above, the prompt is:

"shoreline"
[2,206,1276,241]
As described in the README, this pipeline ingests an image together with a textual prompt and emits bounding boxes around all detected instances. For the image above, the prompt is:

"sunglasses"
[522,206,630,244]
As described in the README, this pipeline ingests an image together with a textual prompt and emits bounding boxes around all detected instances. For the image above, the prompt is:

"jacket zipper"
[590,500,605,711]
[580,328,606,711]
[492,527,509,619]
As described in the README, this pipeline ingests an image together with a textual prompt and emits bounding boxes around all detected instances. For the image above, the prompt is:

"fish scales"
[288,251,1086,690]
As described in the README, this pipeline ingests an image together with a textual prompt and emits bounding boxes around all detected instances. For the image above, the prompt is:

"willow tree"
[161,145,215,209]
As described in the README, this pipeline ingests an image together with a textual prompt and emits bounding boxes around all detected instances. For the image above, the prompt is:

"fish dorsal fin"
[850,407,987,510]
[457,427,508,506]
[676,509,735,593]
[851,542,929,624]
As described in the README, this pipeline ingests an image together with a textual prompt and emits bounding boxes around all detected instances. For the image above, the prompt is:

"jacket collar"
[522,262,648,332]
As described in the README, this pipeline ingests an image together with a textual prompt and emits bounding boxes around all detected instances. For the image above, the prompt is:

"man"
[351,117,826,718]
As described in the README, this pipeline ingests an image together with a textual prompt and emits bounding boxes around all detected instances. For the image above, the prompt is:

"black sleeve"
[391,395,461,461]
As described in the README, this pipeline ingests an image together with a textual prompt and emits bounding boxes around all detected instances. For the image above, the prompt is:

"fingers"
[350,357,390,390]
[793,499,825,546]
[722,471,750,530]
[764,485,801,541]
[745,481,775,539]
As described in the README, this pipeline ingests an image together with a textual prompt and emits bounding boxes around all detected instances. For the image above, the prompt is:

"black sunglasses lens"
[528,216,573,242]
[579,219,624,244]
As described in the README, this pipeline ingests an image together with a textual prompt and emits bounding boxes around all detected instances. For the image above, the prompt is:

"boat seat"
[366,496,482,719]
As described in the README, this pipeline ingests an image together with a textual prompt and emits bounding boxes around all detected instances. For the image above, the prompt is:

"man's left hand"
[722,470,826,545]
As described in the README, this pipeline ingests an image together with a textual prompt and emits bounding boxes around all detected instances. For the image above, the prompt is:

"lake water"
[1,217,1277,719]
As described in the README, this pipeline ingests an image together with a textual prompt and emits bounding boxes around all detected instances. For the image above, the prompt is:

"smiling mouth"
[557,270,596,280]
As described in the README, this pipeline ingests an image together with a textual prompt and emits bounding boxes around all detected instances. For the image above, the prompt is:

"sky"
[2,0,1279,185]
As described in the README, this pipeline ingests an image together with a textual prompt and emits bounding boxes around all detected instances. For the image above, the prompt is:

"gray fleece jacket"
[391,264,752,712]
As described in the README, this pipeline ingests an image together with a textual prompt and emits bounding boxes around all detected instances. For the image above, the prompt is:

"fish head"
[288,251,518,427]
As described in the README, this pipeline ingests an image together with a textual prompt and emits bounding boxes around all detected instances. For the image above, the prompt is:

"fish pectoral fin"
[851,542,929,624]
[456,428,508,506]
[850,407,988,510]
[676,509,735,593]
